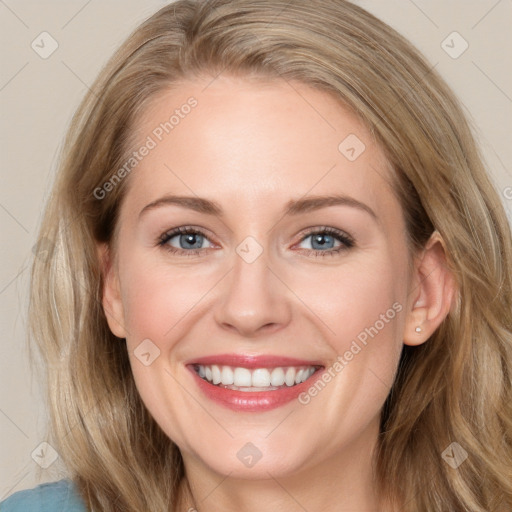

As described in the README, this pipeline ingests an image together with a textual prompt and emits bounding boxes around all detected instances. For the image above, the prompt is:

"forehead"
[121,75,399,224]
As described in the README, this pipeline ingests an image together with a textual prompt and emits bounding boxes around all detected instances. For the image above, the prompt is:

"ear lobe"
[96,243,127,339]
[403,231,457,346]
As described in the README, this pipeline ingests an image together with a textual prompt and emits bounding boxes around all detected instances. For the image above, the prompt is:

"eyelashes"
[158,226,214,257]
[297,226,354,256]
[157,225,355,258]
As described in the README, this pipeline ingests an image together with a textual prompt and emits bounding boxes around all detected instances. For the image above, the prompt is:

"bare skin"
[99,74,455,511]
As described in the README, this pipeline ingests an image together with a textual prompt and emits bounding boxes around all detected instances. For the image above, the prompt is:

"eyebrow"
[138,194,377,220]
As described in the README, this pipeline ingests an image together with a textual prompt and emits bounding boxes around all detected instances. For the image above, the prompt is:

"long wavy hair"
[28,1,512,510]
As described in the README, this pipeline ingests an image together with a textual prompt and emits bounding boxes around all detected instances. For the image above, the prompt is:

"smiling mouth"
[193,364,321,392]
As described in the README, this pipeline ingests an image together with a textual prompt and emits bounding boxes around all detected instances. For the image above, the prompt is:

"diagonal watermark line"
[0,202,29,233]
[62,392,110,440]
[32,210,131,338]
[265,164,337,235]
[284,80,336,131]
[67,261,129,338]
[471,0,502,29]
[0,62,29,92]
[164,368,234,438]
[396,467,437,512]
[406,257,444,303]
[266,265,337,335]
[488,143,512,180]
[380,62,439,129]
[190,0,234,93]
[201,67,226,92]
[0,0,29,28]
[0,265,27,296]
[406,0,439,28]
[266,471,310,511]
[31,213,132,339]
[463,199,486,258]
[32,210,129,336]
[163,163,234,236]
[0,408,29,439]
[61,60,98,98]
[61,0,93,29]
[263,0,294,28]
[472,61,512,103]
[367,367,391,390]
[265,409,295,438]
[164,267,234,337]
[197,471,233,504]
[0,472,30,501]
[366,162,396,195]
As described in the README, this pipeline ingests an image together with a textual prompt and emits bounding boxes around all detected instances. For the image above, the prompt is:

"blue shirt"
[0,480,87,512]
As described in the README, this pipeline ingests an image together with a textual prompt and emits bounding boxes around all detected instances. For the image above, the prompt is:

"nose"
[214,249,292,338]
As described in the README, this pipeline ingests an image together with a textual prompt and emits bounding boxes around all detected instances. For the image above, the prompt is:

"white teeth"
[252,368,271,387]
[233,367,252,387]
[285,367,296,386]
[195,364,318,390]
[211,365,221,385]
[270,367,285,386]
[221,365,234,385]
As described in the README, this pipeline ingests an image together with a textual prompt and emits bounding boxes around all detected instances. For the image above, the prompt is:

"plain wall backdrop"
[1,0,511,498]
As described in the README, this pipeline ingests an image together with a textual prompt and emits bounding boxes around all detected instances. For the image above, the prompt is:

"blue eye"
[158,227,214,256]
[158,226,354,257]
[297,227,354,256]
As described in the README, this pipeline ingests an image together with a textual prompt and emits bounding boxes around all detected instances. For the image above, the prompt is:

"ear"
[97,242,127,339]
[403,231,457,346]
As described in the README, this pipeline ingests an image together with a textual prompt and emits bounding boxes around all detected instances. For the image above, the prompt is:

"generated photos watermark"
[298,301,403,405]
[93,97,198,200]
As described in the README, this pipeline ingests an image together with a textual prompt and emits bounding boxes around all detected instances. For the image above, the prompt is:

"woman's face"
[101,75,419,479]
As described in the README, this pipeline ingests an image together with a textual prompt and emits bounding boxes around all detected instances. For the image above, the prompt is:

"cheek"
[292,254,407,413]
[288,262,406,442]
[117,255,201,438]
[119,256,205,342]
[296,255,406,351]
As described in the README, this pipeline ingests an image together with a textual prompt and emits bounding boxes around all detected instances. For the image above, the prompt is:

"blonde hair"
[29,1,512,510]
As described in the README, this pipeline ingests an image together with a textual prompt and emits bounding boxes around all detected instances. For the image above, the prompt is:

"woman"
[2,0,511,510]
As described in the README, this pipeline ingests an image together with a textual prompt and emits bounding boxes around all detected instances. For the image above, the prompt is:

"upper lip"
[186,354,324,369]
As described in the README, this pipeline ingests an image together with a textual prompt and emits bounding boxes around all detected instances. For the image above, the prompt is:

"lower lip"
[187,366,324,412]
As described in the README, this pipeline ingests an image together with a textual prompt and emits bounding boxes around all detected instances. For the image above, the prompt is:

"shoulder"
[0,479,87,512]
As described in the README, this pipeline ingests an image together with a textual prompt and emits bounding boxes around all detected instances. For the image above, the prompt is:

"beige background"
[1,0,511,498]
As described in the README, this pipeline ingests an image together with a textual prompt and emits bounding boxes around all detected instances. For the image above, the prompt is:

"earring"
[415,326,422,333]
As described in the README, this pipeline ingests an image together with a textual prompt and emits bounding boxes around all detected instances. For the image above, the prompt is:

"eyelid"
[158,225,355,258]
[159,225,216,244]
[292,226,355,256]
[294,225,354,245]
